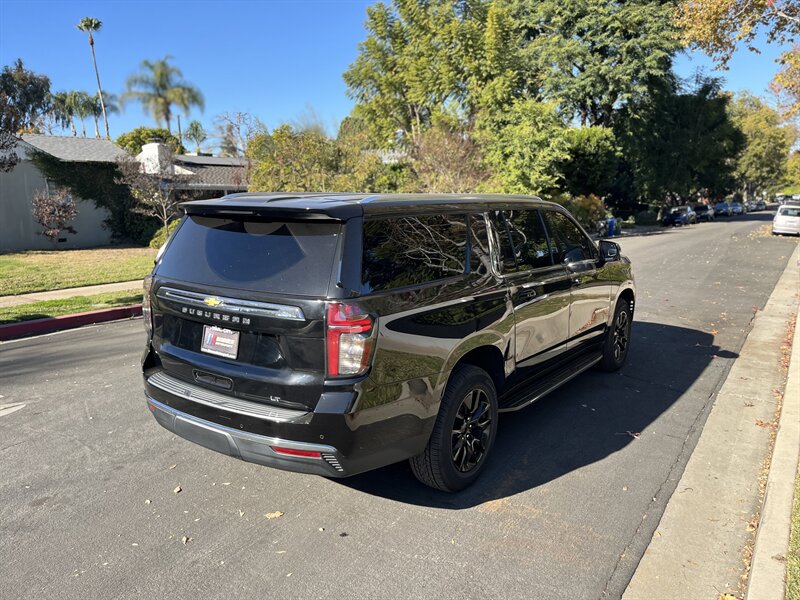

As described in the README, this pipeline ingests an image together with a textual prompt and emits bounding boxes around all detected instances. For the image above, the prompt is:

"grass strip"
[0,291,143,324]
[0,247,154,296]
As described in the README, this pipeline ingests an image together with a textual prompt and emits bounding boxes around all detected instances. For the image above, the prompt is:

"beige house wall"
[0,159,112,251]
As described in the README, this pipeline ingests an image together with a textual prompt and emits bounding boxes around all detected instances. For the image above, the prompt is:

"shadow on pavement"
[338,321,738,508]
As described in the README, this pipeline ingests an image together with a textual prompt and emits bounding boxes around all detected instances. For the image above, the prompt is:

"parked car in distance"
[693,205,715,222]
[662,205,696,226]
[773,205,800,236]
[141,193,635,492]
[714,202,733,217]
[730,202,745,215]
[754,201,766,211]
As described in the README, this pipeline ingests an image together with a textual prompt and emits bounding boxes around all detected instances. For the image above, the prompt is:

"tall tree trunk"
[80,118,86,137]
[70,117,76,137]
[93,115,100,138]
[89,36,110,140]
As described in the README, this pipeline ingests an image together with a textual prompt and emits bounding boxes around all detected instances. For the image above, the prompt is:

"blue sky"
[0,0,790,143]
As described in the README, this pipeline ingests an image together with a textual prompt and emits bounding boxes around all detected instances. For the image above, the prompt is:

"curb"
[747,308,800,599]
[0,304,142,341]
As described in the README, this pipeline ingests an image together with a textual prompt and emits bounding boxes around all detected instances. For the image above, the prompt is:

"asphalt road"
[1,212,797,600]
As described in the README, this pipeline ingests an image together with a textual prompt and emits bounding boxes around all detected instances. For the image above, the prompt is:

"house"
[0,135,249,251]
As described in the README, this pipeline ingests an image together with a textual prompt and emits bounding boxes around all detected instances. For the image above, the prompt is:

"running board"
[498,351,602,412]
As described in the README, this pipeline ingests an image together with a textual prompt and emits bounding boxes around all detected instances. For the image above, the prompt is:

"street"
[1,212,797,600]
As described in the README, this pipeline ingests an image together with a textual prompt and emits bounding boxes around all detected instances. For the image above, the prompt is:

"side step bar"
[498,351,602,412]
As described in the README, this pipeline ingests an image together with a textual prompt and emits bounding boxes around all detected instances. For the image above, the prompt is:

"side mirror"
[598,239,620,264]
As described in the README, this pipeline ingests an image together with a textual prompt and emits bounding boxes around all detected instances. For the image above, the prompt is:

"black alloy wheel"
[410,365,498,492]
[600,300,633,372]
[451,389,493,473]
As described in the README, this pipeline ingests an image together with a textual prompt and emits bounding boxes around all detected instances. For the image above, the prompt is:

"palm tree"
[68,91,92,137]
[121,56,204,133]
[50,92,75,135]
[184,120,207,153]
[76,17,110,139]
[89,92,117,138]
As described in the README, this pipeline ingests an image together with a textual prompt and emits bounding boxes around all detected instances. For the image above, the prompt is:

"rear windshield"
[779,207,800,217]
[156,215,341,296]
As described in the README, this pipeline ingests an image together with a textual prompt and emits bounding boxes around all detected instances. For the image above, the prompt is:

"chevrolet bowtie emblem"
[203,297,223,307]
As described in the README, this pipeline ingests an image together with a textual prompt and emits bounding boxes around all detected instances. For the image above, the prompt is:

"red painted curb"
[0,304,143,341]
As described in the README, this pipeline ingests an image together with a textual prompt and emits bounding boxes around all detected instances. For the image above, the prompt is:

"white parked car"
[772,205,800,236]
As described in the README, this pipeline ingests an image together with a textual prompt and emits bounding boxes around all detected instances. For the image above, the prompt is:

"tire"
[410,365,498,492]
[600,299,633,372]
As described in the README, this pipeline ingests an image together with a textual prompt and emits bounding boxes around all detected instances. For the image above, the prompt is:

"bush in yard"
[558,194,607,231]
[31,187,78,246]
[634,210,659,226]
[149,219,180,249]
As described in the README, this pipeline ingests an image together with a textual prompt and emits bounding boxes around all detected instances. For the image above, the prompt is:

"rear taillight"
[326,302,375,377]
[142,276,153,335]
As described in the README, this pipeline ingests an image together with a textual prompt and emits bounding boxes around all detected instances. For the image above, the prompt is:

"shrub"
[31,187,78,246]
[149,219,181,249]
[634,210,659,226]
[559,194,607,230]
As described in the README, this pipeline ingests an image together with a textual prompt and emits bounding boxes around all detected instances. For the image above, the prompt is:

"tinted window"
[362,214,467,292]
[491,209,553,273]
[543,211,597,264]
[779,207,800,217]
[156,215,340,296]
[469,214,492,276]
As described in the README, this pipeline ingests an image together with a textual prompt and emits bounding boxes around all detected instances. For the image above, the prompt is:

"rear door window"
[362,214,468,292]
[490,209,553,273]
[156,215,341,296]
[542,210,597,264]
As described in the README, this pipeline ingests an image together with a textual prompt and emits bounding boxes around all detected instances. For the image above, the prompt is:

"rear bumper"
[143,370,437,478]
[773,225,800,235]
[147,397,347,476]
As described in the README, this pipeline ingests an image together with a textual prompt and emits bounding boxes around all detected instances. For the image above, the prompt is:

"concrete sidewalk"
[624,244,800,599]
[0,280,142,308]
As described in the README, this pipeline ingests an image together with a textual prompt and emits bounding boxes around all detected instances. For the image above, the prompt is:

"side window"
[362,214,467,292]
[469,214,491,276]
[543,211,597,264]
[490,209,553,273]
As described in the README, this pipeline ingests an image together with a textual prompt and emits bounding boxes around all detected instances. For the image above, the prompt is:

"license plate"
[201,325,240,359]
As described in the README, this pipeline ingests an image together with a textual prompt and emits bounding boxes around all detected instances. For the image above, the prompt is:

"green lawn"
[0,247,155,296]
[788,466,800,600]
[0,291,143,324]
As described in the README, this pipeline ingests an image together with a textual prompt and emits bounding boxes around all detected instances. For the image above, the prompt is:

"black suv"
[142,194,635,492]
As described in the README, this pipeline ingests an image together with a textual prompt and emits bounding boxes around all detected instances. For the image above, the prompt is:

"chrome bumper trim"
[147,371,309,423]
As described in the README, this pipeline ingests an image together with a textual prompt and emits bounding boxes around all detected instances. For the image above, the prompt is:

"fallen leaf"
[222,482,231,486]
[145,499,151,505]
[755,420,773,428]
[265,511,284,520]
[239,510,245,518]
[181,536,192,545]
[319,527,325,532]
[173,485,182,494]
[169,465,177,470]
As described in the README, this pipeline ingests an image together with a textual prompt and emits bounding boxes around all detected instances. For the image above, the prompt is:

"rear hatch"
[150,210,344,411]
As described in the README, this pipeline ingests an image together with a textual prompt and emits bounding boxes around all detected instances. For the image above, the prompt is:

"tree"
[49,91,75,135]
[729,92,796,199]
[214,111,265,157]
[247,124,338,191]
[558,127,621,198]
[343,0,490,149]
[116,126,184,155]
[89,92,117,138]
[771,46,800,119]
[509,0,679,127]
[413,122,487,192]
[621,75,745,204]
[676,0,800,116]
[183,120,207,153]
[115,151,193,231]
[121,56,204,132]
[68,91,93,137]
[0,91,21,172]
[76,17,110,139]
[0,59,51,130]
[477,97,570,195]
[31,187,78,247]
